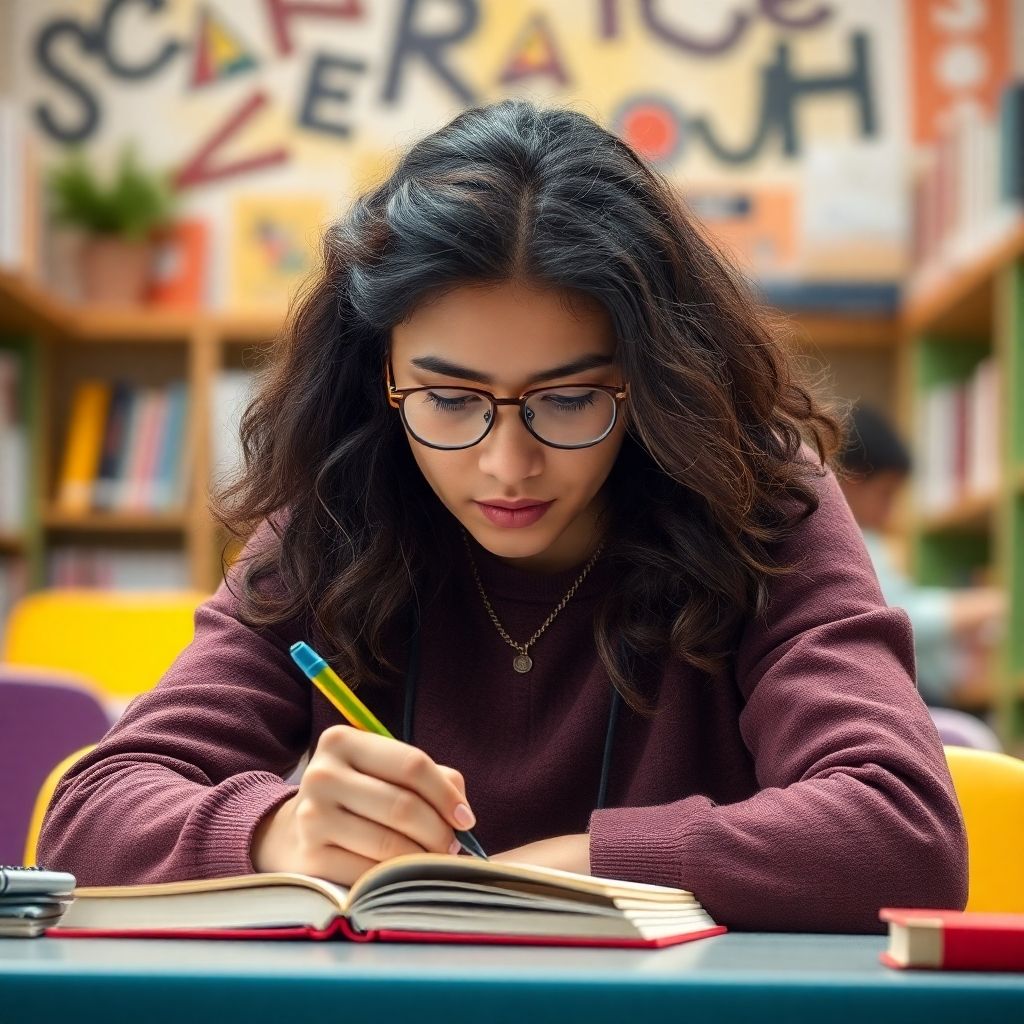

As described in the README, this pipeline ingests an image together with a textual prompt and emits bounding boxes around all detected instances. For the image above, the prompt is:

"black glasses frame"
[386,364,629,451]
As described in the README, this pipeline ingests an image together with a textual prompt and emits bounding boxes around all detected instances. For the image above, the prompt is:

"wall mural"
[10,0,1017,311]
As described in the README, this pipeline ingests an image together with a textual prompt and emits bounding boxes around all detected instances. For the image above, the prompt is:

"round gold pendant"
[513,653,533,673]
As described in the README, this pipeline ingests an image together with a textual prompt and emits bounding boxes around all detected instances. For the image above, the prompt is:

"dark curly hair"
[213,98,841,712]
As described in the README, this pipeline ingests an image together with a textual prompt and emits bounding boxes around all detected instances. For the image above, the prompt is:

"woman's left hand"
[490,833,590,873]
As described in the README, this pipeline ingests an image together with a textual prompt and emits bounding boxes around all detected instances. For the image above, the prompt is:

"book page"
[345,853,697,911]
[64,872,351,931]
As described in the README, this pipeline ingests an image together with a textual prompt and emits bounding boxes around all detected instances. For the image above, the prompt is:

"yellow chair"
[943,744,1024,913]
[23,744,96,865]
[3,589,207,705]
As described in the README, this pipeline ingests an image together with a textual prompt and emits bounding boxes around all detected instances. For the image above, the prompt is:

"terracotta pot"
[78,236,155,305]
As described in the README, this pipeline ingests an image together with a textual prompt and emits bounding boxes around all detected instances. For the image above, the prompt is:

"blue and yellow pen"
[289,640,488,860]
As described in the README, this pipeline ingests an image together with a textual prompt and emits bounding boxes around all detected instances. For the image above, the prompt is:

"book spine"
[57,380,112,513]
[110,389,139,511]
[137,388,169,511]
[122,388,157,511]
[153,382,188,511]
[93,382,131,511]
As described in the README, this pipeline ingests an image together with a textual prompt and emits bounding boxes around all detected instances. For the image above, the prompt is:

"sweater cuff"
[588,797,708,890]
[187,772,298,878]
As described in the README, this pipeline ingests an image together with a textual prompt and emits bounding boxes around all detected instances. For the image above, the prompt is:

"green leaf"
[47,143,176,239]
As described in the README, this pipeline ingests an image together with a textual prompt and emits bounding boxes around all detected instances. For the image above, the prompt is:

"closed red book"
[880,908,1024,972]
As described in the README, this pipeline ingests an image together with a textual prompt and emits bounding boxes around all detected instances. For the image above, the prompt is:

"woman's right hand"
[251,725,476,886]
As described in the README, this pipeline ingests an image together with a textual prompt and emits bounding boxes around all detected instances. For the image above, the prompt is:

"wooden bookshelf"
[0,274,284,594]
[0,270,72,336]
[41,508,189,533]
[903,218,1024,336]
[782,312,898,349]
[0,271,907,604]
[917,491,998,534]
[904,221,1024,753]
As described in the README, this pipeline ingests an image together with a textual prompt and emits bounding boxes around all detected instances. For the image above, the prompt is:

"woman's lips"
[474,500,554,528]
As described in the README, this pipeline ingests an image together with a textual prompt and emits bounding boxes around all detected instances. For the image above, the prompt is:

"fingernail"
[453,803,475,828]
[448,839,463,855]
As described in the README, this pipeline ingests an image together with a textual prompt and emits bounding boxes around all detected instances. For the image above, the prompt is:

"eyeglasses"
[386,364,628,450]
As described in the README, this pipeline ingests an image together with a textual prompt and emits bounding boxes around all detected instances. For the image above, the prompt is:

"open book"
[53,853,725,948]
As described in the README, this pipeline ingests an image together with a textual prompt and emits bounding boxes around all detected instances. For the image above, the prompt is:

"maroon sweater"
[37,468,967,932]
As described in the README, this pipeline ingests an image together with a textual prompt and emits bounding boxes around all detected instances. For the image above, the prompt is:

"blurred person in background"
[838,404,1006,713]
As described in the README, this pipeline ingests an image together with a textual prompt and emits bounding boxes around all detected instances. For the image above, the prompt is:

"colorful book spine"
[93,382,131,511]
[917,358,1001,514]
[124,388,162,512]
[152,382,188,511]
[909,78,1024,289]
[137,388,169,511]
[57,380,111,513]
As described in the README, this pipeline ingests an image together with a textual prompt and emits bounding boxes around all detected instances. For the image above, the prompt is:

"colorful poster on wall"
[228,194,328,313]
[7,0,1020,311]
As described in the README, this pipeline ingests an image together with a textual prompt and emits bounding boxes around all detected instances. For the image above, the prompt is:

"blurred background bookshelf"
[0,0,1022,753]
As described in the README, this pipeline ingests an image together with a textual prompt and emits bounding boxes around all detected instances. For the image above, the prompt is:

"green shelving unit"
[906,224,1024,754]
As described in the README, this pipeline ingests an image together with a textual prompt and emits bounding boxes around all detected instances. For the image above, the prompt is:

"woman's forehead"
[391,281,617,369]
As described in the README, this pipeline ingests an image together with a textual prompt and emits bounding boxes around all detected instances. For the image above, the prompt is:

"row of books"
[48,547,190,590]
[909,81,1024,292]
[916,357,1001,515]
[57,380,191,514]
[0,349,28,533]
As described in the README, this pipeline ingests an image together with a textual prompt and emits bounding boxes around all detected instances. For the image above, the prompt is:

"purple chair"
[928,705,1002,752]
[0,668,112,865]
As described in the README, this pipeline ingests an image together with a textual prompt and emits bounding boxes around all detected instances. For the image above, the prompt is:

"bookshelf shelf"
[0,533,25,555]
[906,196,1024,750]
[216,311,282,345]
[903,218,1024,336]
[71,309,197,343]
[0,270,71,335]
[917,491,998,534]
[41,509,188,533]
[783,313,898,349]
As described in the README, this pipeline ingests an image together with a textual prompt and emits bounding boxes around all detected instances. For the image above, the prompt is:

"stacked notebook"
[0,866,77,937]
[51,854,725,948]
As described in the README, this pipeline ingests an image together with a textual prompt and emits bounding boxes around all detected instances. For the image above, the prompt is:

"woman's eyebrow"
[409,353,614,386]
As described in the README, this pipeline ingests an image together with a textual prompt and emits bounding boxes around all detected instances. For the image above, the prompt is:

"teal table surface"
[1,932,1023,1023]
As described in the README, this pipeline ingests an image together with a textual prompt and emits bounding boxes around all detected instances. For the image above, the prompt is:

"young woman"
[38,100,966,933]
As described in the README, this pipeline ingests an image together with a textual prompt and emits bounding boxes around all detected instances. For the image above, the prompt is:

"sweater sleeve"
[587,466,968,933]
[35,530,310,886]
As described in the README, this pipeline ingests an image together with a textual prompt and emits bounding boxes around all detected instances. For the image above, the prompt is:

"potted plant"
[47,144,176,305]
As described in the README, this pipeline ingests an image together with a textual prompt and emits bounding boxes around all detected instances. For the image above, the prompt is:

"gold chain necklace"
[461,529,605,673]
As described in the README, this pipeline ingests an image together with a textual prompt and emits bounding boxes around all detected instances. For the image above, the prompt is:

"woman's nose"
[475,405,544,484]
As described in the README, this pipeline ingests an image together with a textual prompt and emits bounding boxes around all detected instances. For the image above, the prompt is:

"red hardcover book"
[880,908,1024,972]
[48,854,726,949]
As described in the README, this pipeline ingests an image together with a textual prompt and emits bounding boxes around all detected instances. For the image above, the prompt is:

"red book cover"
[880,908,1024,972]
[50,917,727,949]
